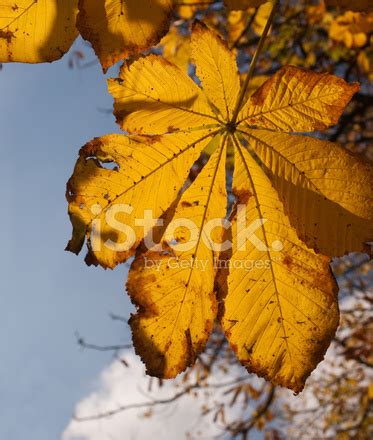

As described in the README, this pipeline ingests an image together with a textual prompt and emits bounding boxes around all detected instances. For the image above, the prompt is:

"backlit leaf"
[176,0,213,19]
[0,0,78,63]
[239,65,359,132]
[329,12,373,49]
[67,23,372,391]
[228,2,272,45]
[127,139,227,377]
[220,140,339,393]
[241,129,373,256]
[77,0,173,72]
[191,21,240,121]
[66,131,215,268]
[108,54,218,134]
[160,26,191,73]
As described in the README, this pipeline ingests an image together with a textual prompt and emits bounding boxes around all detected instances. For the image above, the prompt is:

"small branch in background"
[231,0,280,123]
[76,333,131,353]
[224,385,276,438]
[109,313,128,324]
[74,383,200,421]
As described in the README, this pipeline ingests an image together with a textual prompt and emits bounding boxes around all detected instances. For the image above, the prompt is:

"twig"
[77,335,131,352]
[230,0,279,125]
[74,383,200,421]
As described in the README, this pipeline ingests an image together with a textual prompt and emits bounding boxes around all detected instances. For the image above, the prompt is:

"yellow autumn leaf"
[191,21,240,121]
[358,51,373,81]
[128,137,227,377]
[67,20,372,391]
[251,1,273,35]
[220,139,339,393]
[176,0,214,20]
[0,0,78,63]
[329,12,373,48]
[228,10,249,44]
[228,1,272,45]
[77,0,173,72]
[240,129,373,256]
[66,131,215,268]
[306,1,327,26]
[108,53,217,134]
[159,26,191,73]
[238,65,359,132]
[325,0,373,13]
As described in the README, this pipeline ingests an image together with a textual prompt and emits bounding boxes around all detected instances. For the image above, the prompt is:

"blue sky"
[0,39,135,439]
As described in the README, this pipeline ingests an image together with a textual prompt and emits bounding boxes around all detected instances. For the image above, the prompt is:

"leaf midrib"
[114,70,223,124]
[232,133,294,371]
[165,137,227,348]
[237,91,344,125]
[86,129,221,226]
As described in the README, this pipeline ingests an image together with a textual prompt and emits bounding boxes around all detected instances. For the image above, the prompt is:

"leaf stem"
[230,0,279,125]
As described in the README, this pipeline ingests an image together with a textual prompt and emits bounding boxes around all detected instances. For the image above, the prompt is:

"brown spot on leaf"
[282,255,293,268]
[234,189,251,204]
[0,30,14,44]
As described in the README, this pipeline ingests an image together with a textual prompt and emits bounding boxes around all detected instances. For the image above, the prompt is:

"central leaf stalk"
[225,122,236,133]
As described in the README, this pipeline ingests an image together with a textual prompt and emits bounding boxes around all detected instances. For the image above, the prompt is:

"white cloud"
[65,291,369,440]
[62,351,245,440]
